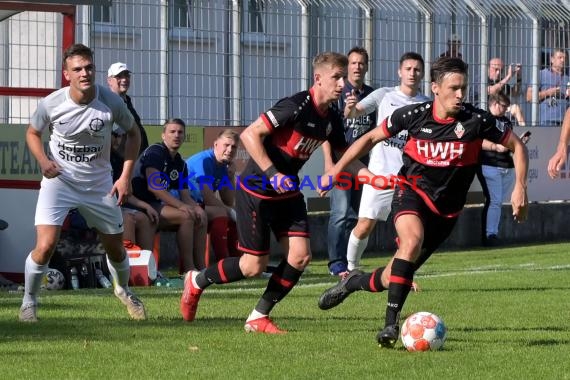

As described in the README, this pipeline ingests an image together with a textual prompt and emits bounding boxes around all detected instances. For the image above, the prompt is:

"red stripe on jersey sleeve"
[260,113,275,132]
[380,117,392,137]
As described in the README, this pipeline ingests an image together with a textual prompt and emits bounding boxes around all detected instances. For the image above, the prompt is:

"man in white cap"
[107,62,149,154]
[440,34,463,60]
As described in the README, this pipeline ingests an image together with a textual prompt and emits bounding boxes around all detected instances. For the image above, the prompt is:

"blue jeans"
[480,165,515,237]
[327,183,361,266]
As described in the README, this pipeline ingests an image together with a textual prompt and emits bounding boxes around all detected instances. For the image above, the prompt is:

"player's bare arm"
[547,108,570,178]
[112,122,140,204]
[504,132,529,222]
[317,126,388,196]
[26,126,61,178]
[321,141,335,172]
[240,117,293,193]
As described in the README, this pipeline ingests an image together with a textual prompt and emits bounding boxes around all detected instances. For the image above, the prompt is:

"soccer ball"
[400,311,447,352]
[42,268,66,290]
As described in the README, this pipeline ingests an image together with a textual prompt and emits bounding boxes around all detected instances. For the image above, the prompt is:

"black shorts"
[235,186,309,255]
[391,185,458,269]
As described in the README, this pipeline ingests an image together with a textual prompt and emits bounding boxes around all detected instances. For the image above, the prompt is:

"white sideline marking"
[158,263,570,295]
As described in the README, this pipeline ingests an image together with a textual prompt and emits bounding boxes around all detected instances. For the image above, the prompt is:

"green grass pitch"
[1,242,569,379]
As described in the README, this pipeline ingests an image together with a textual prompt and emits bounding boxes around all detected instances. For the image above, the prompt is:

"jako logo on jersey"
[293,137,322,158]
[416,140,464,165]
[307,122,316,128]
[266,111,279,128]
[420,127,432,134]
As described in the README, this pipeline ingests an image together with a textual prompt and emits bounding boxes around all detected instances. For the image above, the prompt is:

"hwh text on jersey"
[416,140,464,166]
[293,136,322,159]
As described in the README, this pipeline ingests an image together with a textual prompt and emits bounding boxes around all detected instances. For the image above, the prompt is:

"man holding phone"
[487,58,525,126]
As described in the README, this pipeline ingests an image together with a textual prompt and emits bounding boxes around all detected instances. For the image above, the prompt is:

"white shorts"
[35,176,123,234]
[358,183,394,221]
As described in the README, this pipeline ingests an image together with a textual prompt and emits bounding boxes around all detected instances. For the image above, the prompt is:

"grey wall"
[160,202,570,269]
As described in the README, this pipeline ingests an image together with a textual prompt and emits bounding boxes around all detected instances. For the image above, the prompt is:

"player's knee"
[35,239,58,256]
[354,220,374,237]
[397,239,422,260]
[287,250,311,269]
[240,261,264,277]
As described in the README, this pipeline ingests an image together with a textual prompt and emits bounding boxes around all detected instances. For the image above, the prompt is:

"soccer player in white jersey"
[19,44,146,322]
[343,52,429,276]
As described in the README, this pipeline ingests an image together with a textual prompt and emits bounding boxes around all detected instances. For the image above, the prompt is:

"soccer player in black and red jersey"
[180,52,367,333]
[317,57,529,348]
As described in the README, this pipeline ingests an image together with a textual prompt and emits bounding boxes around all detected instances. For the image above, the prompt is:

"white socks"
[23,252,48,305]
[107,256,131,293]
[347,231,369,271]
[246,309,266,322]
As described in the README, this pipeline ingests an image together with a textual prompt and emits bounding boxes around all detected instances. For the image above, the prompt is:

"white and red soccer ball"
[400,311,447,352]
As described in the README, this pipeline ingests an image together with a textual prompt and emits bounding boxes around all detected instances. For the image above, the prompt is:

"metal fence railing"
[1,0,569,127]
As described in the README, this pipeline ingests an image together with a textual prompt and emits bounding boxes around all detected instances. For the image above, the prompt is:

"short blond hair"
[312,52,348,71]
[216,128,240,143]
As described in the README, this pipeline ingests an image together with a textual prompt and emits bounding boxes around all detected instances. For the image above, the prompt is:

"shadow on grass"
[440,286,570,293]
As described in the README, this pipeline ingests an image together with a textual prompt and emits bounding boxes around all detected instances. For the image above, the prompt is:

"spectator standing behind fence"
[186,129,241,261]
[342,52,429,273]
[487,58,525,126]
[526,49,570,126]
[107,62,149,154]
[476,92,515,247]
[322,46,376,276]
[439,34,463,60]
[131,118,207,273]
[110,125,159,251]
[19,44,146,322]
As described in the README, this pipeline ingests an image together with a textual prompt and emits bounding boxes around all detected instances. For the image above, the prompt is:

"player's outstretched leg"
[377,324,400,348]
[318,269,364,310]
[377,258,415,348]
[19,253,48,322]
[244,316,287,334]
[243,259,303,334]
[180,257,246,322]
[180,270,203,322]
[114,287,147,320]
[108,256,146,320]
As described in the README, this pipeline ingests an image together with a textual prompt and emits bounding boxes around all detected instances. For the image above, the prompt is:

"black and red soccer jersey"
[241,88,346,198]
[382,101,511,217]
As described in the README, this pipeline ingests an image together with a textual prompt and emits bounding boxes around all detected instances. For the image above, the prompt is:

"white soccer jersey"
[30,84,134,185]
[358,87,430,221]
[367,86,430,175]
